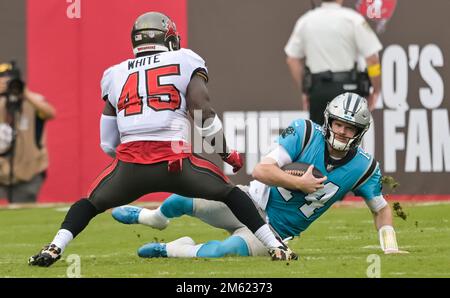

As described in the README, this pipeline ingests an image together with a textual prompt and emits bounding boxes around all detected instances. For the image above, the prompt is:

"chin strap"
[327,131,354,151]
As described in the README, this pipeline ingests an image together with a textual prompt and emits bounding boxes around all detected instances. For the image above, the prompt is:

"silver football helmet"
[323,92,371,151]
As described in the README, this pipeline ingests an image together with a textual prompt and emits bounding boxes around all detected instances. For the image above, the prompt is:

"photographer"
[0,61,56,203]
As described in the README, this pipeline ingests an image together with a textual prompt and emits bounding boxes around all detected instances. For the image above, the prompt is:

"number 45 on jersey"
[118,65,181,116]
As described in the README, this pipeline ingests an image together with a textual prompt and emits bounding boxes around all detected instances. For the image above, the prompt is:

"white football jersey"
[284,2,382,73]
[101,48,208,143]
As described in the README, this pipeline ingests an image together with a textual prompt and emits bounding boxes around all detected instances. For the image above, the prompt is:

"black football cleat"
[28,244,62,267]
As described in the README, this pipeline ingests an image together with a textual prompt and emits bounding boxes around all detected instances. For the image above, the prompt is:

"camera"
[0,61,25,111]
[0,61,25,96]
[5,77,25,113]
[7,77,25,96]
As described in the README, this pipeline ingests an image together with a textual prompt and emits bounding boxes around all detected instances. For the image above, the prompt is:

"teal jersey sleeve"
[353,162,383,200]
[277,119,311,162]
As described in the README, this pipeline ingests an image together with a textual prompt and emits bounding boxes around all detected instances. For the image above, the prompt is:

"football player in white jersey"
[29,12,296,267]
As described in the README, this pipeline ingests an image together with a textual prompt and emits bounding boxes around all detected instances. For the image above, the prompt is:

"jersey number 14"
[278,182,340,218]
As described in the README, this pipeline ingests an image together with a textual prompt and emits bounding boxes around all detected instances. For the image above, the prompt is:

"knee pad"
[161,194,194,218]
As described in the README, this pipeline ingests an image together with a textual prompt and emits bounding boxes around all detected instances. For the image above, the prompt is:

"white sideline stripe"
[326,235,362,240]
[333,200,450,208]
[55,207,70,212]
[390,272,407,275]
[303,256,327,260]
[0,243,35,247]
[362,245,380,249]
[362,245,415,249]
[74,253,135,259]
[413,201,450,206]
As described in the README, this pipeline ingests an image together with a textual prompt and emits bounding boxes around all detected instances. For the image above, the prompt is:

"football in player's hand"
[281,162,324,178]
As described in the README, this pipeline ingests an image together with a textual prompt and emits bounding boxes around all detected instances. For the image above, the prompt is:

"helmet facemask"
[325,117,366,152]
[323,92,371,153]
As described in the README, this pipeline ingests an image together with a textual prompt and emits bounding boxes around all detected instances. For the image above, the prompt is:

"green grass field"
[0,202,449,278]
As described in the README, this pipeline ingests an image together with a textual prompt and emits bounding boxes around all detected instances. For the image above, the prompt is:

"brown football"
[281,162,324,178]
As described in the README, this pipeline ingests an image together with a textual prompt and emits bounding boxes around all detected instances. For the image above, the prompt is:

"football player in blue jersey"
[112,92,408,258]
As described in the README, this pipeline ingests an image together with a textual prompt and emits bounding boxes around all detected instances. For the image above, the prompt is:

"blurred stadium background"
[0,0,449,278]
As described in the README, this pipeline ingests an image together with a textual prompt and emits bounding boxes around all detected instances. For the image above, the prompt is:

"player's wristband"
[367,63,381,77]
[378,225,398,252]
